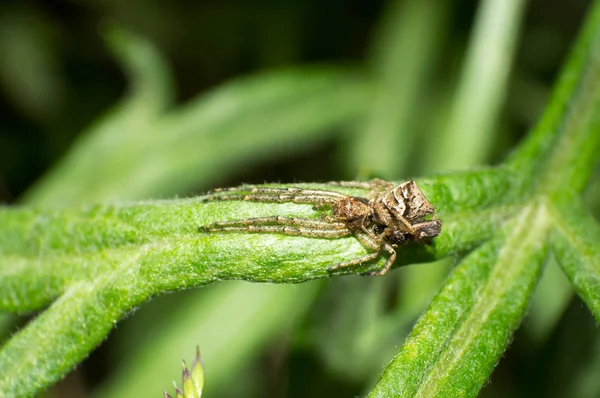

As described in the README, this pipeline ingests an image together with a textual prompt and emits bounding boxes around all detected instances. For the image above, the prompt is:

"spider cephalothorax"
[329,196,371,231]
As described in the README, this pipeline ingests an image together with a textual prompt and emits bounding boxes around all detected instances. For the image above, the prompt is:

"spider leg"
[365,242,396,276]
[201,216,346,230]
[199,224,351,238]
[208,186,347,197]
[290,195,340,204]
[199,216,351,238]
[209,184,260,193]
[203,186,348,206]
[201,194,343,206]
[327,251,381,272]
[395,215,416,235]
[362,224,381,240]
[264,188,346,197]
[327,232,382,271]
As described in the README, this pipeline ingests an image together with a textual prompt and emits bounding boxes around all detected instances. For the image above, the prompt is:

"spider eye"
[388,230,408,245]
[373,224,386,235]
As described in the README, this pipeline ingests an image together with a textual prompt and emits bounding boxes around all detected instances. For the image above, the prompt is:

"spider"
[198,180,441,276]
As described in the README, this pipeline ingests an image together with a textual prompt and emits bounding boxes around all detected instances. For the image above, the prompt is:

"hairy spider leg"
[199,224,351,238]
[203,187,349,208]
[202,194,347,208]
[200,216,347,230]
[357,226,398,276]
[326,231,397,276]
[199,216,352,238]
[327,231,381,271]
[366,241,397,276]
[210,184,268,193]
[208,186,348,197]
[210,185,318,194]
[208,185,312,194]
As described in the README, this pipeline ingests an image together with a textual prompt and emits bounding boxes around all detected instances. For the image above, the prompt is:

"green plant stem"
[0,281,145,397]
[510,0,600,345]
[509,1,600,193]
[370,205,550,396]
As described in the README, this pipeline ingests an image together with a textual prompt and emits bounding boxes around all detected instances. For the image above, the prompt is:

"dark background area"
[0,0,588,201]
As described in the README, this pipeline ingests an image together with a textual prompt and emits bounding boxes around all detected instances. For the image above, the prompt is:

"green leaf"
[508,1,600,191]
[550,193,600,323]
[0,195,361,313]
[369,205,550,396]
[0,280,143,397]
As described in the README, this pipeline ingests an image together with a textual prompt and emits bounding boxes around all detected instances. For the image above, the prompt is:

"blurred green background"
[1,0,599,397]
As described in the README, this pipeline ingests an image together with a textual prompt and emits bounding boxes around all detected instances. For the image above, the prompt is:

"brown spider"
[198,180,441,276]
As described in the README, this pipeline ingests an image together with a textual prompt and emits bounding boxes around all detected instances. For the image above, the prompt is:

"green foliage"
[550,193,600,322]
[1,0,600,397]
